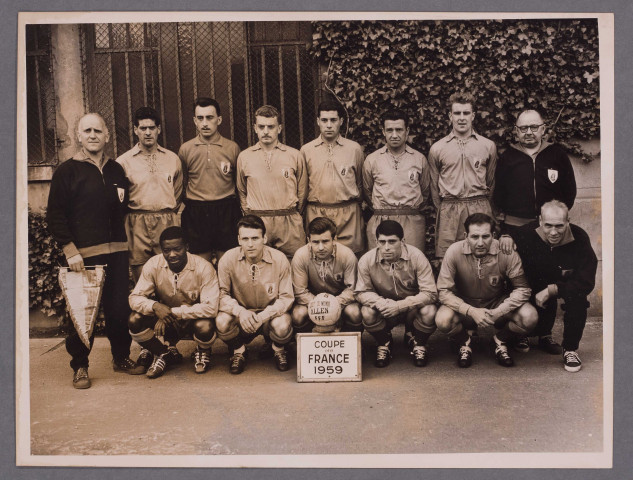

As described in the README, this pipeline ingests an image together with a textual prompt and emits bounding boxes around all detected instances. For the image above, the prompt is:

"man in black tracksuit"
[494,109,576,239]
[514,200,598,372]
[47,113,144,389]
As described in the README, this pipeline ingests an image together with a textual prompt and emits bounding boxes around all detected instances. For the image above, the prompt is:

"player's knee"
[517,303,538,332]
[215,312,235,333]
[361,305,381,329]
[270,314,292,338]
[420,304,438,324]
[128,312,145,333]
[434,306,457,332]
[343,303,362,327]
[193,319,215,341]
[291,305,309,328]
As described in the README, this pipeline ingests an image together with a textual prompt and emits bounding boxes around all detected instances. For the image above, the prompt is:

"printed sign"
[297,332,362,383]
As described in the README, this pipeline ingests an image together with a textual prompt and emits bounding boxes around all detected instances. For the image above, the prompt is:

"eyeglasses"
[515,124,544,133]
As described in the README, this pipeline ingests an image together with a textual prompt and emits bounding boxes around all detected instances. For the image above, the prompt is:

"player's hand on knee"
[379,300,400,318]
[67,253,84,272]
[152,303,176,324]
[470,307,493,327]
[238,310,258,334]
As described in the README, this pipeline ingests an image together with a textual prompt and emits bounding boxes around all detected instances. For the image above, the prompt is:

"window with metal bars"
[26,24,58,166]
[80,21,319,159]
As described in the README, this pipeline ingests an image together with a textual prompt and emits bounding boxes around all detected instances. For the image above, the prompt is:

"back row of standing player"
[47,91,594,388]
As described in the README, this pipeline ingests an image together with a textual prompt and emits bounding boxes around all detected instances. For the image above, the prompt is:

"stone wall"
[567,138,603,315]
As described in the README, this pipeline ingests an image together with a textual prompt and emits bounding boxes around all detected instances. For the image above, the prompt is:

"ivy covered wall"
[310,19,600,160]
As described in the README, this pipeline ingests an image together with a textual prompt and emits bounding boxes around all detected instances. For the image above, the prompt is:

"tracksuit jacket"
[514,221,597,300]
[493,142,576,221]
[47,156,129,259]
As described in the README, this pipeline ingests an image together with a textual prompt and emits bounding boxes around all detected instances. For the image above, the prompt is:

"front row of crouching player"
[435,213,537,368]
[128,226,219,378]
[126,200,596,377]
[355,220,438,367]
[291,217,363,335]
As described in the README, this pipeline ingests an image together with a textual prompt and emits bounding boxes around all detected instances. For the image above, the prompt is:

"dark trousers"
[534,295,589,351]
[66,251,132,370]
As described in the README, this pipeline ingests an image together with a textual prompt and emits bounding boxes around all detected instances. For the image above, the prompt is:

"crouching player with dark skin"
[216,215,295,374]
[435,213,538,368]
[291,216,362,334]
[355,220,438,368]
[128,227,220,378]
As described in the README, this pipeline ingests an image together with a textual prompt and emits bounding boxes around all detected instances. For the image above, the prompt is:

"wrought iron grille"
[248,22,318,148]
[26,24,58,166]
[80,21,318,159]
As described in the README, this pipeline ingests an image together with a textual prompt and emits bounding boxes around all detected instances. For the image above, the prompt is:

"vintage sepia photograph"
[16,11,614,469]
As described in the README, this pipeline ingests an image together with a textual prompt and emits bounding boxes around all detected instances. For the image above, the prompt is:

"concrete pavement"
[27,320,604,456]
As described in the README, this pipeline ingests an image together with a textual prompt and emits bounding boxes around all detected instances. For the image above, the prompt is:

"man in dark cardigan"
[514,200,598,372]
[47,113,144,389]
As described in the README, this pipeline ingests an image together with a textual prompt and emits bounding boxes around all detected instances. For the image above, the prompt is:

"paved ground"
[27,320,604,457]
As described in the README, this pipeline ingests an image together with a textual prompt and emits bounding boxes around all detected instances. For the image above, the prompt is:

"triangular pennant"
[58,266,106,348]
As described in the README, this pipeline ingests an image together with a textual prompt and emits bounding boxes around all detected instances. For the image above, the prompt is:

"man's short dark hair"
[133,107,161,127]
[308,216,337,238]
[376,220,404,240]
[237,215,266,236]
[317,100,346,120]
[194,97,222,116]
[159,226,187,246]
[449,91,476,110]
[381,109,409,129]
[464,213,495,234]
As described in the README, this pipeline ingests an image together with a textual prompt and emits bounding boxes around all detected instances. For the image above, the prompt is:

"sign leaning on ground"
[297,332,362,383]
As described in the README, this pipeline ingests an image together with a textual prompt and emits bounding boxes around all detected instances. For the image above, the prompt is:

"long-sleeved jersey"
[355,243,437,312]
[428,131,497,209]
[437,239,531,317]
[218,245,294,323]
[291,242,357,306]
[129,252,219,320]
[236,142,307,212]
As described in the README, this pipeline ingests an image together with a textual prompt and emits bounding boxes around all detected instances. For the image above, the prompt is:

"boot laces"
[376,345,390,360]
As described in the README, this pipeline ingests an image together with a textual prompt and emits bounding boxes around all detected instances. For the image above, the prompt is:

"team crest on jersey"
[221,161,231,175]
[548,169,559,183]
[116,187,125,203]
[265,283,275,295]
[340,166,348,176]
[167,174,172,183]
[334,273,343,282]
[408,169,419,182]
[404,280,415,288]
[489,275,500,287]
[281,168,290,179]
[474,159,481,169]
